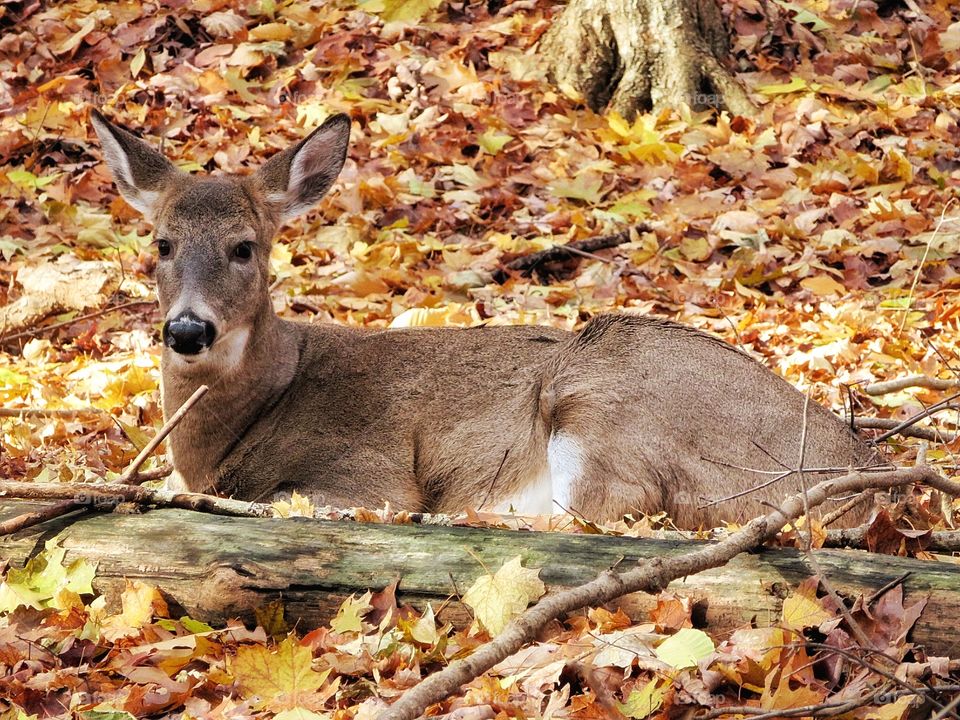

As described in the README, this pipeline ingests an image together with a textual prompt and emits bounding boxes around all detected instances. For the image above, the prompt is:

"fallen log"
[1,501,959,655]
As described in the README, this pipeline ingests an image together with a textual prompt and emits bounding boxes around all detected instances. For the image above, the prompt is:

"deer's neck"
[161,310,300,493]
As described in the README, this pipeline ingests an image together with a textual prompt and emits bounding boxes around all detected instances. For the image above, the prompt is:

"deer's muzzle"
[163,312,217,356]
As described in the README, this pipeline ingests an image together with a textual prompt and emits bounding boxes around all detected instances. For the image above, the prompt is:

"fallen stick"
[117,385,208,484]
[0,386,208,535]
[825,526,960,553]
[0,481,270,518]
[382,465,960,720]
[504,224,650,276]
[0,407,104,418]
[871,393,960,443]
[0,299,153,344]
[0,500,82,536]
[127,464,174,485]
[854,417,957,443]
[3,486,960,652]
[864,375,960,396]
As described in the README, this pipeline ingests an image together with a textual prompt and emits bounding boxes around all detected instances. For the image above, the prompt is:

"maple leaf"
[463,556,545,636]
[781,577,832,631]
[357,0,444,23]
[330,592,372,634]
[232,636,334,712]
[272,491,316,518]
[102,579,169,640]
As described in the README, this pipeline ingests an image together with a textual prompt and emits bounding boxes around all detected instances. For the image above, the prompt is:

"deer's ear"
[90,109,179,219]
[256,113,351,222]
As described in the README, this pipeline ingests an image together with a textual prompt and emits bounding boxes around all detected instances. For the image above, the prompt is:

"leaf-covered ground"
[2,0,960,717]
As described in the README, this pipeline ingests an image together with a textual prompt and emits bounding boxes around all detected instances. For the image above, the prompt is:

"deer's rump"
[536,314,878,526]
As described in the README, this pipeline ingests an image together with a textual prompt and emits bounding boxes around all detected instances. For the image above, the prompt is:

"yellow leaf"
[618,677,666,719]
[255,600,288,638]
[463,556,545,636]
[360,0,444,23]
[330,593,371,634]
[103,580,168,639]
[389,304,481,328]
[781,577,832,631]
[130,48,146,77]
[864,695,912,720]
[55,16,96,54]
[478,131,513,155]
[654,628,715,669]
[800,275,846,297]
[249,22,293,41]
[757,77,809,95]
[232,637,330,711]
[408,603,440,645]
[272,491,316,518]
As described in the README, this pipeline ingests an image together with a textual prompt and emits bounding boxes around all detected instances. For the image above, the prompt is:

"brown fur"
[91,110,880,527]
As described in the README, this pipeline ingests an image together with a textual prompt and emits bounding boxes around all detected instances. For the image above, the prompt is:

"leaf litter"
[2,0,960,716]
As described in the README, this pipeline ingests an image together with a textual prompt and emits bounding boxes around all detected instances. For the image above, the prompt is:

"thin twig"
[854,417,957,443]
[865,572,912,606]
[504,224,649,276]
[126,464,174,485]
[0,387,207,535]
[695,693,884,720]
[820,493,872,527]
[0,300,154,344]
[795,396,876,652]
[871,393,960,443]
[118,385,208,483]
[0,407,105,418]
[0,500,83,535]
[863,375,960,396]
[0,481,271,518]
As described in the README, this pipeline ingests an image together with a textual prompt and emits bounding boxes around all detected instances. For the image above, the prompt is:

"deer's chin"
[164,325,251,375]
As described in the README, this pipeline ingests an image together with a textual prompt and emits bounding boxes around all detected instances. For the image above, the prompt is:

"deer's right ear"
[90,109,178,219]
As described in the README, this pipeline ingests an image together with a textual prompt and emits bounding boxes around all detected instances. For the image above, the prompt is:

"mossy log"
[1,501,958,655]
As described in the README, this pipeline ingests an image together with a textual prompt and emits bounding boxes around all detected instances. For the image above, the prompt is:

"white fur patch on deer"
[492,434,584,516]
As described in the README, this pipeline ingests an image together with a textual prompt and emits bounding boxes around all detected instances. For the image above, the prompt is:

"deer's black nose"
[163,313,216,355]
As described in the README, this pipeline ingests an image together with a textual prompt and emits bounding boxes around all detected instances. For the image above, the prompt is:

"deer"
[90,109,879,528]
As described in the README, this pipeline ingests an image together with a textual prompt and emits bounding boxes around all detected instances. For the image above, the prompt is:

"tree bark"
[542,0,755,118]
[2,501,959,654]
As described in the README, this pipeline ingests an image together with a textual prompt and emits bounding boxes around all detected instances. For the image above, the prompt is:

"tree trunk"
[542,0,755,118]
[2,501,959,654]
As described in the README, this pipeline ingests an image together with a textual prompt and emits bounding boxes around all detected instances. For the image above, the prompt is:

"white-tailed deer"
[91,110,879,527]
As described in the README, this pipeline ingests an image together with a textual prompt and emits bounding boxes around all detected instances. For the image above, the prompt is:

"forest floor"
[1,0,960,717]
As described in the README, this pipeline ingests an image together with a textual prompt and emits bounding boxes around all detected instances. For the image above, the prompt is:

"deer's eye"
[232,241,254,262]
[157,239,172,257]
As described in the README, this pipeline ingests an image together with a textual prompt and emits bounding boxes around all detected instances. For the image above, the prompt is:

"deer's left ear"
[255,113,351,223]
[90,109,180,219]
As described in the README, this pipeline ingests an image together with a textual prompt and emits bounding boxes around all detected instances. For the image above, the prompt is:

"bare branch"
[0,407,104,418]
[871,393,960,443]
[864,375,960,396]
[504,224,649,276]
[0,481,270,518]
[854,417,957,443]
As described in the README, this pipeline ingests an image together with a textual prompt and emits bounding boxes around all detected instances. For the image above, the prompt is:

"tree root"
[541,0,756,118]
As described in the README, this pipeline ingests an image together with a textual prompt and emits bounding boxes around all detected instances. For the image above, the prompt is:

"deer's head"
[91,110,350,372]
